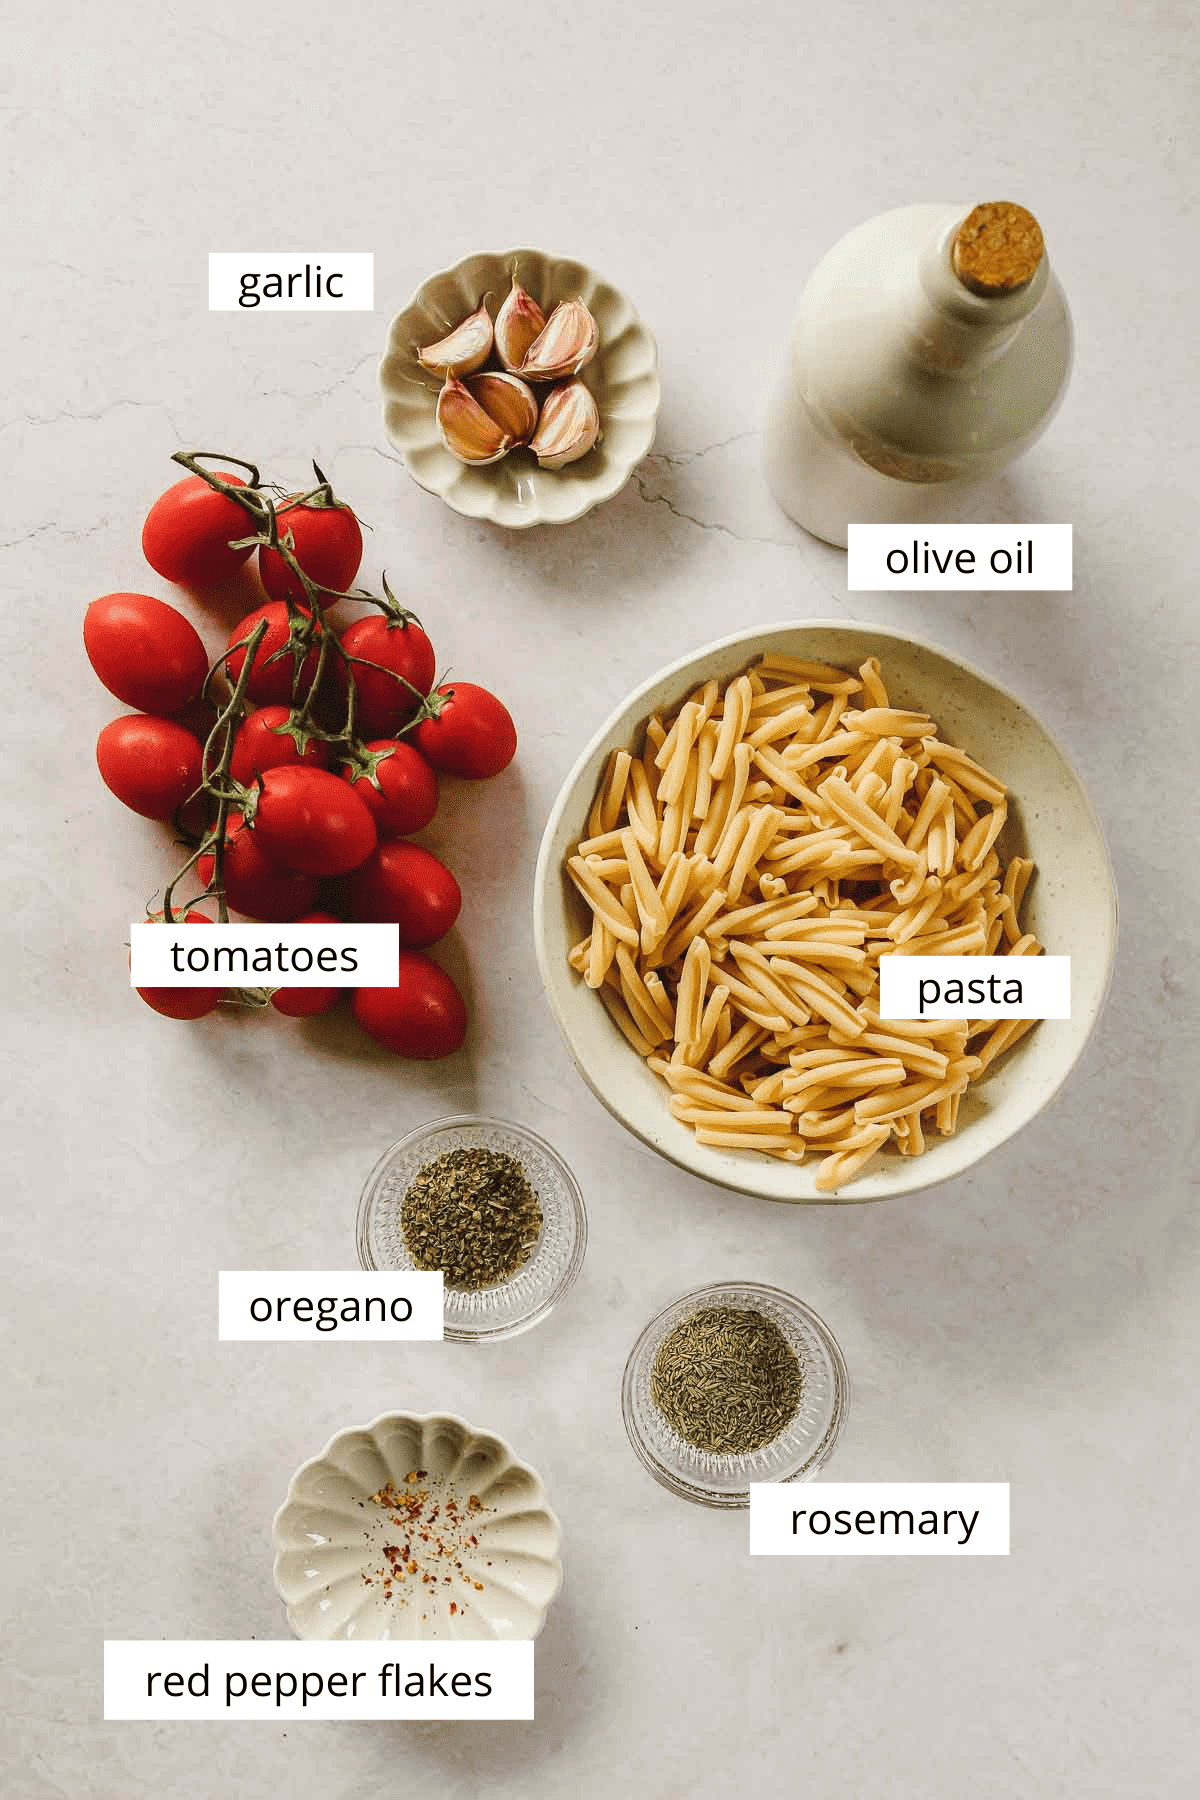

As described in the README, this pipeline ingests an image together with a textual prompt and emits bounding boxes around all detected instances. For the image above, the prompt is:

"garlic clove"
[520,299,599,381]
[466,372,539,445]
[417,303,494,377]
[529,380,601,468]
[494,280,547,374]
[436,375,512,465]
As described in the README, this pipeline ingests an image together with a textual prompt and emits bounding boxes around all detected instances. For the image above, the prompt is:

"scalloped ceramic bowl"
[379,248,660,527]
[272,1412,562,1641]
[533,620,1117,1205]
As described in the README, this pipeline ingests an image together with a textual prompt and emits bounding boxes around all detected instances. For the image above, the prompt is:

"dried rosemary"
[651,1305,803,1455]
[400,1147,543,1290]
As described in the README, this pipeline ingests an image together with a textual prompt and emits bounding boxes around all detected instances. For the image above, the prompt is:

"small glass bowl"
[621,1281,850,1508]
[357,1115,587,1343]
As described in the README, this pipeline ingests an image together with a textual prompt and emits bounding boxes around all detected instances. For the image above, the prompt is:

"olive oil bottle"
[763,201,1073,547]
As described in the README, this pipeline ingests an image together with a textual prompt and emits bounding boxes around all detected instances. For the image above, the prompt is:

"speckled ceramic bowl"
[533,621,1118,1204]
[272,1412,562,1641]
[379,248,660,527]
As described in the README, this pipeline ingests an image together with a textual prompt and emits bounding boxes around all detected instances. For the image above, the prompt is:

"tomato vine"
[161,452,438,934]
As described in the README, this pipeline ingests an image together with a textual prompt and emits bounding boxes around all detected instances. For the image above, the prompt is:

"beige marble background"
[4,1,1198,1794]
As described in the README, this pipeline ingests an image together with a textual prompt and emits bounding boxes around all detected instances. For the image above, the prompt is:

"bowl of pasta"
[532,622,1116,1203]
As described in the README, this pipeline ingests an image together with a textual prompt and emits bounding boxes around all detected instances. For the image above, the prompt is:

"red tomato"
[170,693,221,744]
[338,615,436,736]
[270,985,343,1016]
[230,706,331,785]
[142,472,255,586]
[338,740,438,838]
[84,592,208,716]
[270,909,344,1017]
[259,500,363,602]
[413,682,517,779]
[250,767,377,877]
[314,876,350,917]
[347,841,461,946]
[96,715,202,820]
[225,602,323,706]
[136,910,221,1019]
[353,953,467,1058]
[197,812,319,920]
[179,791,214,840]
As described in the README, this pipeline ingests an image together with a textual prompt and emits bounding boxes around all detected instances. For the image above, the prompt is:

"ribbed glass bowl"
[622,1281,850,1507]
[357,1116,587,1342]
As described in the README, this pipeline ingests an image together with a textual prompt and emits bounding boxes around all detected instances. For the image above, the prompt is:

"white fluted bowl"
[379,248,660,527]
[272,1412,562,1640]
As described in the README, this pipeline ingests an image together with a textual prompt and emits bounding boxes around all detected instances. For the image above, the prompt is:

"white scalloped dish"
[379,248,660,527]
[272,1412,562,1640]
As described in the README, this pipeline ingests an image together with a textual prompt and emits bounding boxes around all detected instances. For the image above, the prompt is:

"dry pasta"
[565,655,1043,1191]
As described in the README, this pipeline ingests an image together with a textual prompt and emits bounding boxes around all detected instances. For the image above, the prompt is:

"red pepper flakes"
[360,1470,493,1617]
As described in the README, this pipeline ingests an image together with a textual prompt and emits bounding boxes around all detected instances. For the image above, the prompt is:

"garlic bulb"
[418,303,494,377]
[494,281,547,374]
[467,372,539,444]
[436,375,511,464]
[529,380,601,468]
[520,299,599,382]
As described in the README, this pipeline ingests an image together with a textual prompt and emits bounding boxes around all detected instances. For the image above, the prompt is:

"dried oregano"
[401,1147,542,1290]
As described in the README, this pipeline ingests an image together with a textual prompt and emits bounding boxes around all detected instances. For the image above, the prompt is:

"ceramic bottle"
[762,202,1073,547]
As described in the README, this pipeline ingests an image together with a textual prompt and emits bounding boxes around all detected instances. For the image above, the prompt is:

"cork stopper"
[952,202,1044,297]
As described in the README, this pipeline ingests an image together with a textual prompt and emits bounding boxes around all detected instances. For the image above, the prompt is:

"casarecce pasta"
[565,654,1041,1192]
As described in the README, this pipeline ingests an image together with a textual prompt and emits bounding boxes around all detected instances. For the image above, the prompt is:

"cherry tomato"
[259,499,363,602]
[84,592,208,716]
[270,983,343,1016]
[347,841,461,946]
[338,740,438,839]
[315,876,350,917]
[413,681,517,779]
[353,953,467,1058]
[96,715,202,820]
[250,767,377,877]
[338,614,435,736]
[230,706,331,786]
[171,693,221,744]
[197,812,319,921]
[224,602,323,706]
[269,909,344,1017]
[136,910,221,1019]
[142,472,255,586]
